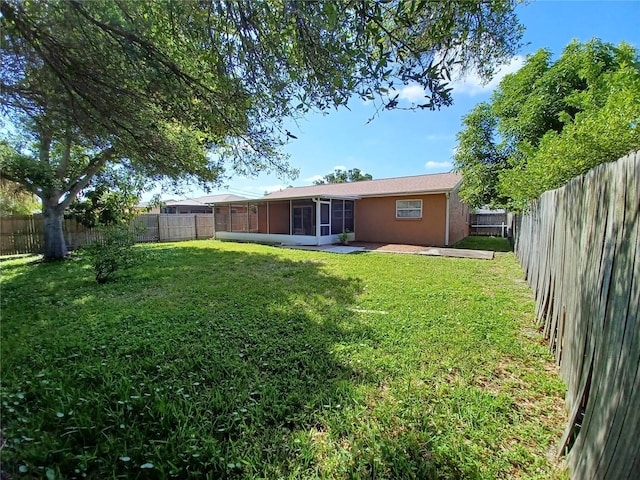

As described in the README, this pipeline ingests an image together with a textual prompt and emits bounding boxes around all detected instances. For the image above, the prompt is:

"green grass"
[454,235,513,252]
[0,241,566,479]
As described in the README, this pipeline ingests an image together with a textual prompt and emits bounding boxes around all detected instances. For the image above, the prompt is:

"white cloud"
[397,84,426,102]
[425,161,452,171]
[333,165,347,171]
[451,56,525,96]
[365,56,524,105]
[383,83,427,105]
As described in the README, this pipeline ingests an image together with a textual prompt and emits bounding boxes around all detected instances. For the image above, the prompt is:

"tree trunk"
[43,204,68,260]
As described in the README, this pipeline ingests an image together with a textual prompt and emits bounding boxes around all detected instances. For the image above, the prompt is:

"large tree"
[451,102,510,208]
[313,168,373,185]
[454,39,639,210]
[1,0,523,259]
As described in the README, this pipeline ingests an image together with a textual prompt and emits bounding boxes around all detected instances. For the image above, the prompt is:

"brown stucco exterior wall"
[267,201,290,234]
[355,194,447,246]
[448,188,469,245]
[257,204,268,233]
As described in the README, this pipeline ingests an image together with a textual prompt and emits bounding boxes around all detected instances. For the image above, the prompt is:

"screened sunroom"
[213,197,356,246]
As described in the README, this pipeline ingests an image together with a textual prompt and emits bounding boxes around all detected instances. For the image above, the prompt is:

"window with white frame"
[396,199,422,219]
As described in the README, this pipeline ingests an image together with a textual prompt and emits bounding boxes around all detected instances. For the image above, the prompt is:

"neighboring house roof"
[136,199,176,208]
[165,199,208,207]
[141,194,248,209]
[194,194,248,204]
[262,172,462,201]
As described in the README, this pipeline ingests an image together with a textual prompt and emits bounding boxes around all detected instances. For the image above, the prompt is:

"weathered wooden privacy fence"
[0,214,214,256]
[469,212,509,236]
[514,151,639,480]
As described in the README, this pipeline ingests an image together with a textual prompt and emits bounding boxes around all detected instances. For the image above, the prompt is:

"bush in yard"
[338,229,351,245]
[84,224,141,284]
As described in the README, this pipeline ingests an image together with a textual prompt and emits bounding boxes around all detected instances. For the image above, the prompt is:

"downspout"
[267,201,270,234]
[445,192,451,246]
[289,200,292,235]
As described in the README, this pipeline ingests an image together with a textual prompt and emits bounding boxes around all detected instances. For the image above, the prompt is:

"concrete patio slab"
[349,242,494,259]
[281,244,365,254]
[322,246,366,254]
[281,242,494,259]
[420,247,494,260]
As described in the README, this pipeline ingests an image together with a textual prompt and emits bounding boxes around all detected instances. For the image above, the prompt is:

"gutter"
[445,192,450,246]
[355,189,454,199]
[211,189,456,204]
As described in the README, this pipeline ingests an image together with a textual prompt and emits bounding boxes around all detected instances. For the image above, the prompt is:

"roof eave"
[358,188,456,198]
[213,187,457,204]
[267,194,362,201]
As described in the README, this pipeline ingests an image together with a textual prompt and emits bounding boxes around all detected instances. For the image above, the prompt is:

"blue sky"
[157,0,640,201]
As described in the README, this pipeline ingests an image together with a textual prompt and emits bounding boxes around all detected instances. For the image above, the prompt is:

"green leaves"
[2,0,522,256]
[83,224,142,283]
[0,179,40,215]
[453,103,509,209]
[2,0,523,171]
[455,39,640,210]
[500,65,640,208]
[66,164,145,228]
[313,168,373,185]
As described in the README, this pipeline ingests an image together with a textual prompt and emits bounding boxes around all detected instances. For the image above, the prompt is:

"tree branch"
[68,1,222,99]
[59,146,114,209]
[56,130,72,180]
[0,172,41,197]
[38,129,52,165]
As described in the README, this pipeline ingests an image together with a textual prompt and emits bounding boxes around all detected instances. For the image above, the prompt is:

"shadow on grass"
[454,235,513,252]
[0,253,41,263]
[1,241,505,479]
[0,244,382,477]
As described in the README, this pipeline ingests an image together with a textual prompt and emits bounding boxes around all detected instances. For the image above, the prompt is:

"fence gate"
[469,212,508,236]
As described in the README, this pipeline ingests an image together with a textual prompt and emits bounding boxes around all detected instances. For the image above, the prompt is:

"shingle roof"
[263,172,461,200]
[136,199,176,207]
[165,199,207,207]
[162,194,247,206]
[195,194,248,204]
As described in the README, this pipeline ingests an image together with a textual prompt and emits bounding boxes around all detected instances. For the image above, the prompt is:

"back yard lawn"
[0,241,566,479]
[454,235,513,252]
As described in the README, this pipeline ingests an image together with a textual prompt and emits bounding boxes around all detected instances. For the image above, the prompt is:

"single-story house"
[212,172,469,247]
[161,194,247,214]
